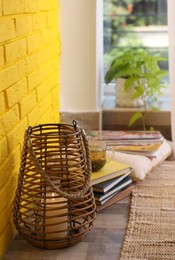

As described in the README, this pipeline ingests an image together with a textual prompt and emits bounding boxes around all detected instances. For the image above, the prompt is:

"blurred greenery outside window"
[103,0,169,109]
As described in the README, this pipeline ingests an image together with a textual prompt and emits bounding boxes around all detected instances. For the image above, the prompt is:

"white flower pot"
[115,78,144,108]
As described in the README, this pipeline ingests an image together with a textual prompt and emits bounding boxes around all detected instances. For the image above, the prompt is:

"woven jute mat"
[119,161,175,260]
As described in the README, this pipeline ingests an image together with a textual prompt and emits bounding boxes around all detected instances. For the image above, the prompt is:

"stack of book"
[88,130,165,158]
[91,159,134,211]
[88,130,168,211]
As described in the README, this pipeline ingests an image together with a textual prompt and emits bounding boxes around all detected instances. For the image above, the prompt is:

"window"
[103,0,169,110]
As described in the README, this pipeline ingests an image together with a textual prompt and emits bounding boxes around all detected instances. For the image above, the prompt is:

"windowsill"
[102,83,171,111]
[102,96,171,140]
[102,95,171,111]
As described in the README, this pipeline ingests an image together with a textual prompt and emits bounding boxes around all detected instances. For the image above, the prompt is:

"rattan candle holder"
[13,121,96,249]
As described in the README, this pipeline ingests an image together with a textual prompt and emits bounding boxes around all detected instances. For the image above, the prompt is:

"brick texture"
[0,0,60,257]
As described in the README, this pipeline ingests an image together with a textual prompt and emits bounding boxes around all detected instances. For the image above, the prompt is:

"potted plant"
[104,49,168,130]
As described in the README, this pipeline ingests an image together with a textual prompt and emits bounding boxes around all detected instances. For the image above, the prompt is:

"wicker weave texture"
[13,122,96,249]
[120,161,175,260]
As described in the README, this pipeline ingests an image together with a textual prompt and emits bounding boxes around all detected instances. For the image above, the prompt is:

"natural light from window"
[103,0,169,110]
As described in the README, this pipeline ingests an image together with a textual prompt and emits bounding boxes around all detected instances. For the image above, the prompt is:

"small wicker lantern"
[13,121,96,249]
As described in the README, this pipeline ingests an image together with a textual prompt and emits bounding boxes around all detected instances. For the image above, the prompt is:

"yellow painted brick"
[3,0,25,14]
[0,224,11,259]
[24,53,37,74]
[0,210,14,244]
[43,107,59,123]
[19,90,36,118]
[48,10,59,26]
[5,38,27,64]
[41,28,59,44]
[33,12,47,30]
[57,113,60,122]
[27,70,40,90]
[7,117,27,153]
[27,93,52,126]
[17,59,30,79]
[36,72,57,101]
[27,105,43,126]
[51,70,59,85]
[38,104,59,124]
[39,91,52,111]
[41,44,60,66]
[0,46,4,67]
[0,91,6,114]
[0,207,11,235]
[0,182,11,215]
[38,108,54,124]
[0,0,61,255]
[24,0,39,13]
[28,58,58,91]
[0,121,6,138]
[37,46,53,66]
[39,58,59,81]
[0,19,15,42]
[9,220,17,243]
[51,113,59,123]
[0,58,32,93]
[0,137,8,163]
[0,177,16,234]
[43,83,59,123]
[15,15,33,36]
[0,105,20,138]
[38,0,52,11]
[0,60,26,92]
[51,83,59,110]
[41,28,51,44]
[36,81,50,102]
[0,65,18,92]
[6,78,28,107]
[0,0,2,16]
[27,32,42,53]
[50,41,61,57]
[0,176,17,243]
[52,0,58,10]
[0,146,20,190]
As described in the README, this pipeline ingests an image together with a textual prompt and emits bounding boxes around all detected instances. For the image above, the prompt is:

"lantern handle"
[27,126,92,201]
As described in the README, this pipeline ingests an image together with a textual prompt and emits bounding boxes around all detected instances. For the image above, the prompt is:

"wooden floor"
[3,197,131,260]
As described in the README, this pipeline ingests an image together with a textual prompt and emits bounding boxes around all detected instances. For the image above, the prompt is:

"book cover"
[94,176,132,202]
[88,130,164,141]
[93,170,133,193]
[112,140,166,158]
[111,142,163,152]
[95,191,119,205]
[116,150,160,158]
[106,139,164,145]
[96,183,135,211]
[91,159,131,186]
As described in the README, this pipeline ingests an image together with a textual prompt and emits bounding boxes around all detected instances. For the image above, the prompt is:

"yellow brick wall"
[0,0,61,257]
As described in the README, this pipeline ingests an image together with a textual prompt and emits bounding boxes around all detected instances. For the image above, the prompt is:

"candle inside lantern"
[44,192,68,240]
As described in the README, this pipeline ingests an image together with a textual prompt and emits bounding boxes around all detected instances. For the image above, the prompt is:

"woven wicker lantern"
[13,121,96,249]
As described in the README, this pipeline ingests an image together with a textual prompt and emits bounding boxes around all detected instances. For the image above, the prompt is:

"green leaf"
[132,85,145,99]
[124,76,138,91]
[149,126,155,131]
[128,112,143,127]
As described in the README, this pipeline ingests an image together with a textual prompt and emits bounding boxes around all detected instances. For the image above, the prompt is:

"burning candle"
[44,192,68,239]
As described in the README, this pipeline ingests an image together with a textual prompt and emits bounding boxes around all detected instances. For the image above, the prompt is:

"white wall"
[59,0,103,112]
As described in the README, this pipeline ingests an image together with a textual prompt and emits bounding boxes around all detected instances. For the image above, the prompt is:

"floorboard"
[3,197,130,260]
